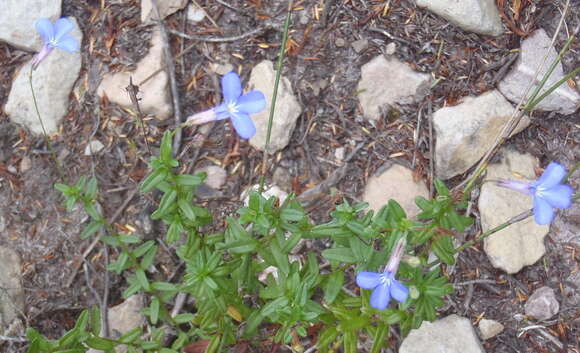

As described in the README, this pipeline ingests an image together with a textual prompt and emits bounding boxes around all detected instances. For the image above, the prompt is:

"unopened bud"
[402,255,421,268]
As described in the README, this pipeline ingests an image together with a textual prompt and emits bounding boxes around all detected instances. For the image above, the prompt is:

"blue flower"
[32,18,79,69]
[356,238,409,310]
[186,72,266,139]
[497,162,574,225]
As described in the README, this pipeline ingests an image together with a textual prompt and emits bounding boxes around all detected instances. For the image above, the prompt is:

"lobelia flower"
[497,162,573,225]
[185,72,266,139]
[356,238,409,310]
[32,17,79,70]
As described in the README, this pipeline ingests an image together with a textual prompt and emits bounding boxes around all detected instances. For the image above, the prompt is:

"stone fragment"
[97,29,172,120]
[141,0,187,22]
[478,319,504,340]
[248,60,302,152]
[88,295,145,353]
[362,164,429,218]
[357,56,430,121]
[525,286,559,321]
[0,246,24,331]
[400,315,485,353]
[385,42,397,55]
[351,39,369,53]
[187,3,206,22]
[6,18,82,135]
[243,184,289,206]
[498,29,580,115]
[19,156,31,172]
[434,90,529,180]
[84,140,105,156]
[211,62,234,76]
[195,165,227,189]
[0,0,61,50]
[480,150,549,274]
[415,0,503,36]
[335,38,346,47]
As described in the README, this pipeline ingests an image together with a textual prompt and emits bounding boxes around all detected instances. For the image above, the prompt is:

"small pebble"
[386,42,397,55]
[195,165,227,189]
[335,38,346,47]
[19,156,31,172]
[351,39,369,53]
[478,319,504,340]
[84,140,105,156]
[525,286,559,321]
[212,62,234,75]
[187,3,206,22]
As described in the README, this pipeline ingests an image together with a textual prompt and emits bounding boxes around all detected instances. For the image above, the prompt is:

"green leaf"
[101,235,120,247]
[85,177,98,200]
[80,220,103,239]
[433,179,450,196]
[152,189,177,219]
[178,198,196,221]
[167,220,183,243]
[222,238,258,254]
[140,245,157,269]
[175,174,205,187]
[280,208,304,222]
[323,271,344,304]
[85,336,115,350]
[151,282,177,292]
[89,306,101,336]
[84,202,102,221]
[271,244,289,276]
[370,322,389,353]
[343,330,357,353]
[160,131,175,164]
[136,269,150,291]
[55,183,71,194]
[140,169,168,193]
[119,327,142,344]
[432,235,456,265]
[133,240,155,258]
[119,234,141,244]
[322,248,356,263]
[150,297,160,324]
[261,297,289,317]
[173,313,194,324]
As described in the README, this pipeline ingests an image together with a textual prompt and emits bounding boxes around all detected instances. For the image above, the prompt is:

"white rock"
[525,286,559,321]
[0,246,24,331]
[480,150,549,274]
[248,60,302,152]
[195,165,227,189]
[351,39,369,53]
[415,0,503,36]
[19,156,31,172]
[141,0,188,22]
[400,315,485,353]
[6,18,83,135]
[243,184,289,206]
[334,147,345,162]
[0,0,61,51]
[187,3,206,23]
[357,56,430,121]
[362,164,429,218]
[434,90,529,180]
[498,29,580,115]
[97,29,172,120]
[84,140,105,156]
[478,319,504,340]
[88,295,145,353]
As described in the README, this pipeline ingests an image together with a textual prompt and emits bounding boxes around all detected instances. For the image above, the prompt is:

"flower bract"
[497,162,573,225]
[32,18,79,69]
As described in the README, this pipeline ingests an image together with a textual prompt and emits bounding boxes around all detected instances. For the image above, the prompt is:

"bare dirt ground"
[0,0,578,352]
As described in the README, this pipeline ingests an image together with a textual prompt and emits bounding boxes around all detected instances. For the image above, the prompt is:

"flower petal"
[390,279,409,303]
[496,179,532,195]
[356,272,381,290]
[536,162,566,189]
[54,36,79,52]
[221,72,242,103]
[539,185,573,209]
[230,112,256,139]
[53,18,74,41]
[533,196,554,225]
[370,283,391,310]
[35,18,55,41]
[214,104,231,120]
[237,91,266,114]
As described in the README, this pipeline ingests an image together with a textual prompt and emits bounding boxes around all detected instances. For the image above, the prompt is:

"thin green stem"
[427,209,533,268]
[28,66,65,181]
[258,0,293,193]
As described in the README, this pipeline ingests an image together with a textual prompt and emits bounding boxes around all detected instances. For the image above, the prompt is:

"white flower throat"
[226,102,239,114]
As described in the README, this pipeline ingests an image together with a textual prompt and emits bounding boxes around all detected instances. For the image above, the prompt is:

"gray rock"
[98,29,172,120]
[525,286,559,321]
[0,0,61,51]
[400,315,485,353]
[357,56,430,121]
[141,0,187,22]
[195,165,227,189]
[6,18,82,135]
[478,319,504,340]
[362,164,429,218]
[84,140,105,156]
[351,39,369,53]
[480,150,549,274]
[187,3,206,23]
[415,0,503,36]
[434,90,529,180]
[0,246,24,331]
[88,295,145,353]
[248,60,302,153]
[243,184,288,205]
[335,38,346,47]
[498,29,580,115]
